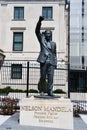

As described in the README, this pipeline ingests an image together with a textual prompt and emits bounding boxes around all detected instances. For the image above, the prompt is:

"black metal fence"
[69,69,87,113]
[0,60,67,98]
[0,60,87,113]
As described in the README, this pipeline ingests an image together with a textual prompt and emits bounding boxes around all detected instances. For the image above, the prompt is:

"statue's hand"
[39,16,44,22]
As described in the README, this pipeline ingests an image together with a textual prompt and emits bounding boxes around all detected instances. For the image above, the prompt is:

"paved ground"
[0,113,87,130]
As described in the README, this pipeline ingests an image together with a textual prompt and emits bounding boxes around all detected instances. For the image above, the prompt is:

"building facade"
[0,0,68,92]
[70,0,87,92]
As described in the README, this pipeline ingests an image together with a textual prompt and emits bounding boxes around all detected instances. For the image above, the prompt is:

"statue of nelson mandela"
[35,16,57,96]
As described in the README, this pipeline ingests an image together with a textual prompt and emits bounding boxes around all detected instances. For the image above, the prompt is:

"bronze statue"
[35,16,57,96]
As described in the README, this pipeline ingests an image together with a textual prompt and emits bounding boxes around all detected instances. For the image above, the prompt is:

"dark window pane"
[20,8,24,18]
[14,34,23,42]
[13,32,23,51]
[14,9,19,19]
[14,7,24,19]
[42,7,52,19]
[13,44,23,51]
[43,9,47,18]
[11,64,22,79]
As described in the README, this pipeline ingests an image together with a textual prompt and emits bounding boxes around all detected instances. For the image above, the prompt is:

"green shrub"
[53,89,66,94]
[0,87,66,94]
[29,89,38,93]
[24,89,38,93]
[0,86,24,94]
[0,86,12,94]
[38,79,66,94]
[13,89,24,93]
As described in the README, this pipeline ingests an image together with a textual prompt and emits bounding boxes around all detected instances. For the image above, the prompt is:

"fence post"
[68,2,70,98]
[26,61,29,97]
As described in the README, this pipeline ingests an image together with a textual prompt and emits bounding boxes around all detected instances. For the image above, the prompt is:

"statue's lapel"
[42,36,52,51]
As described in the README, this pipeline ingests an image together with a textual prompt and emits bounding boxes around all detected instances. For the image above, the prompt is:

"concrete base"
[20,96,73,130]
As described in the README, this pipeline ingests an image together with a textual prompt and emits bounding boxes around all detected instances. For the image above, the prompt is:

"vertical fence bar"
[26,61,29,97]
[68,2,70,98]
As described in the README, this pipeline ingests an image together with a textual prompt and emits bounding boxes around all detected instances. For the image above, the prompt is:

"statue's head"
[44,29,52,41]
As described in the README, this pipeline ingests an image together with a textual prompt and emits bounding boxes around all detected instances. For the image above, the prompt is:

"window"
[82,56,84,66]
[82,32,84,42]
[82,7,84,16]
[13,32,23,51]
[82,0,84,6]
[82,1,84,17]
[70,71,86,92]
[82,27,84,30]
[42,7,53,19]
[14,7,24,20]
[11,64,22,79]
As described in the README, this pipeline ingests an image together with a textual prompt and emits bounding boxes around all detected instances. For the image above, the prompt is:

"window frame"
[13,32,23,51]
[11,64,22,79]
[14,7,24,20]
[42,7,53,20]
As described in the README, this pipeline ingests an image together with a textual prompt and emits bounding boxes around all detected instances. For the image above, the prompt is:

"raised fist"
[39,16,44,22]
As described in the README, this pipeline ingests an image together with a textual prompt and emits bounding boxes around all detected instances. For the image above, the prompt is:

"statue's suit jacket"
[35,20,57,67]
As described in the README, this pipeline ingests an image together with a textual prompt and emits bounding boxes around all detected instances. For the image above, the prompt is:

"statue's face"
[45,30,52,41]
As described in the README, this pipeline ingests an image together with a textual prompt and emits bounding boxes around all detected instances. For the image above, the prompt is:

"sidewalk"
[0,112,87,130]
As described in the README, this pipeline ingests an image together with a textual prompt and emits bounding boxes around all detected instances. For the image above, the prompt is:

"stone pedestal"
[20,96,73,130]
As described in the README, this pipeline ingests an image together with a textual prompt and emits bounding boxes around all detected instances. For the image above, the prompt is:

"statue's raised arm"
[35,16,44,42]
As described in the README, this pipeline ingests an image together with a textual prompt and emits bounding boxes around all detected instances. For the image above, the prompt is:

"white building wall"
[0,0,67,62]
[0,0,68,92]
